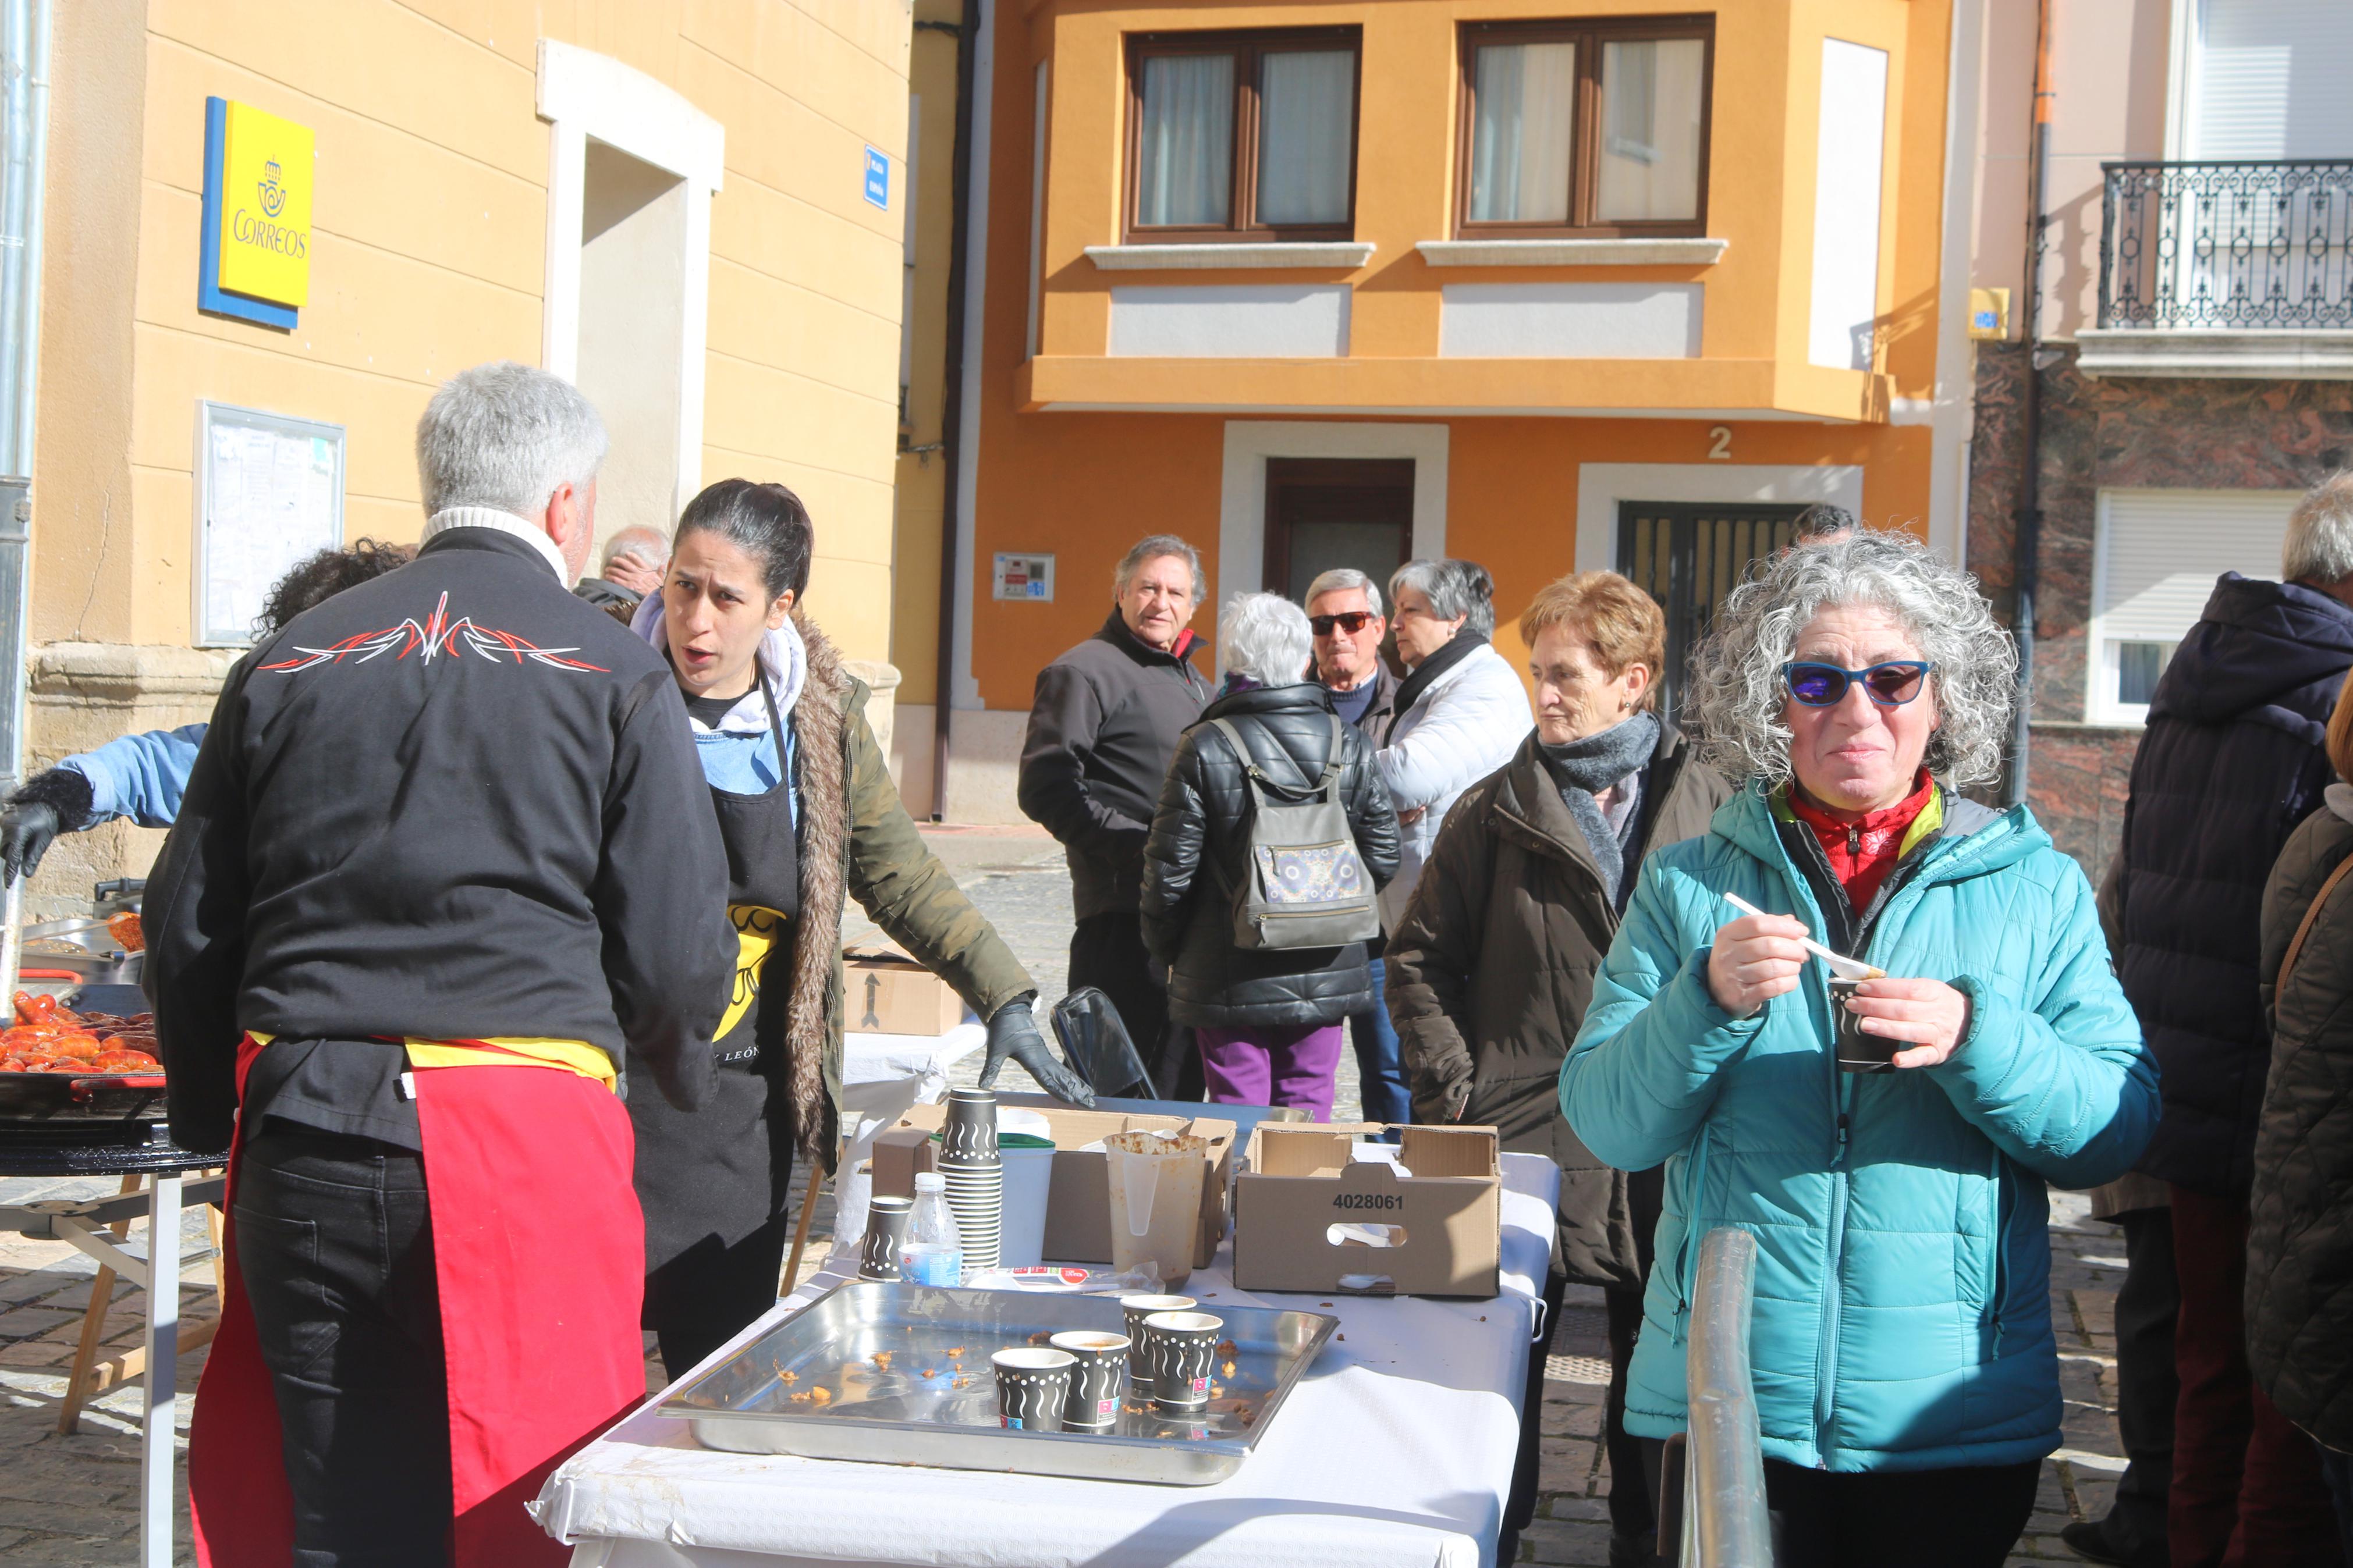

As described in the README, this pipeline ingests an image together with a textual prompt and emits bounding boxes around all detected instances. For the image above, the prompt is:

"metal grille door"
[1618,502,1811,723]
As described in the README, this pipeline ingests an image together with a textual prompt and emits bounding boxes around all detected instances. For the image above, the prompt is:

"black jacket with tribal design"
[144,527,739,1151]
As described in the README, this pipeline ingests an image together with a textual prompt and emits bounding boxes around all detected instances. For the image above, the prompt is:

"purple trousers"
[1195,1023,1345,1121]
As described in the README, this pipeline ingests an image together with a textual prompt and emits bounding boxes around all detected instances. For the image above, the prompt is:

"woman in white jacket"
[1377,559,1534,928]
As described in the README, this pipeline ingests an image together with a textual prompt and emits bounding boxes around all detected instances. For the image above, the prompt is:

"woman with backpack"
[1140,592,1401,1118]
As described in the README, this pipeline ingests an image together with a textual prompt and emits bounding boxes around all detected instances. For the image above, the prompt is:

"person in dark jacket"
[1140,593,1400,1119]
[629,479,1091,1377]
[1386,571,1727,1567]
[2107,472,2353,1568]
[1305,566,1408,1123]
[146,361,739,1567]
[1019,534,1212,1094]
[2250,673,2353,1563]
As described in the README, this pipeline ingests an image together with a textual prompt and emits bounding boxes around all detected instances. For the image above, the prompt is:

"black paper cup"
[1049,1331,1131,1432]
[1120,1294,1195,1386]
[942,1087,1000,1164]
[1830,977,1897,1073]
[1144,1310,1223,1413]
[858,1195,911,1281]
[992,1347,1075,1431]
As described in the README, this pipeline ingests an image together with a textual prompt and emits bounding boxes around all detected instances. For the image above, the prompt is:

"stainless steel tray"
[661,1280,1337,1485]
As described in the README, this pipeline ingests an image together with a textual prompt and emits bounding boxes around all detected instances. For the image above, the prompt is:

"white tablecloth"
[537,1154,1561,1568]
[842,1020,985,1097]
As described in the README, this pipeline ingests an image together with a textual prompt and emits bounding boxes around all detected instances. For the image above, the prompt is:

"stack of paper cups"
[938,1087,1003,1275]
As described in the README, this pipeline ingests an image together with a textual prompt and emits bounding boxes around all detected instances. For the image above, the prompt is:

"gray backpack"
[1206,713,1380,951]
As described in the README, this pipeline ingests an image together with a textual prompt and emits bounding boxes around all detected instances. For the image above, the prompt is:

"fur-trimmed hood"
[780,611,853,1172]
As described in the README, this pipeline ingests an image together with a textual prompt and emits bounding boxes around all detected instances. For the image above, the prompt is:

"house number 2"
[1707,426,1732,460]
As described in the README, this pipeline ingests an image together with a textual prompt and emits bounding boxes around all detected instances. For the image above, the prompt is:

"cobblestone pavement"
[0,827,2128,1563]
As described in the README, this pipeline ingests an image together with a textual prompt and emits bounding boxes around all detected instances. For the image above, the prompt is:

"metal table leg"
[140,1174,181,1568]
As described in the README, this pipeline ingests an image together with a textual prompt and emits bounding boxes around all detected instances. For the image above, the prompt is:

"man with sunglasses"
[1304,568,1408,1123]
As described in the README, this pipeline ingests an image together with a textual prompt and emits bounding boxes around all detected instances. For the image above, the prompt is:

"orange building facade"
[896,0,1980,819]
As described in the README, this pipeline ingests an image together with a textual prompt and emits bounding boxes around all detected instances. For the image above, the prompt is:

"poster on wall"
[194,401,346,647]
[992,553,1054,601]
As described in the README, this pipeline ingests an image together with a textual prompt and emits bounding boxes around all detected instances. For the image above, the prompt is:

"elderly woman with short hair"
[1561,530,2157,1567]
[1141,593,1400,1118]
[1386,570,1728,1566]
[1378,558,1532,928]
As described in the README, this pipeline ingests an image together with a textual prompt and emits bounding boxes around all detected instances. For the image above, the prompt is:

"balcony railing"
[2098,159,2353,330]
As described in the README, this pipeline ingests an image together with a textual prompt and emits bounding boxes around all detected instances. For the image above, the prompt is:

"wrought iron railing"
[2099,159,2353,330]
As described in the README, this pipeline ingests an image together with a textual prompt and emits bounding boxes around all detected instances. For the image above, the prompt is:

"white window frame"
[2086,486,2301,727]
[1216,422,1449,612]
[535,39,725,524]
[1572,462,1864,572]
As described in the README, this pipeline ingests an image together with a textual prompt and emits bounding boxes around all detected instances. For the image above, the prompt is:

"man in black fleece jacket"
[147,362,736,1567]
[1018,535,1210,1094]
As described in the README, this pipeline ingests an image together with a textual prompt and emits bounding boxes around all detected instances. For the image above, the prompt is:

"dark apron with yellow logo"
[635,670,803,1373]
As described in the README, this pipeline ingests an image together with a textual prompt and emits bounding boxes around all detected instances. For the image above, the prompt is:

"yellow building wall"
[22,0,917,905]
[36,0,915,660]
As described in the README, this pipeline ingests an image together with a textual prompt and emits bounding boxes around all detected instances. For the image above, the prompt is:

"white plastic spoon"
[1722,891,1886,980]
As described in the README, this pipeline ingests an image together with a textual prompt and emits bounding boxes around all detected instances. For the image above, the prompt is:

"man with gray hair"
[574,522,672,615]
[149,360,737,1566]
[2091,468,2353,1567]
[1305,567,1409,1122]
[1020,534,1211,1094]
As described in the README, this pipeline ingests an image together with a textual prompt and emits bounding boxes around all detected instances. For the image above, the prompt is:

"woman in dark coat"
[1140,592,1400,1119]
[2251,671,2353,1561]
[1384,571,1727,1567]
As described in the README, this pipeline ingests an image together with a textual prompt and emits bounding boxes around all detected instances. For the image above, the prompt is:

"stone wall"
[21,643,231,924]
[1965,342,2353,877]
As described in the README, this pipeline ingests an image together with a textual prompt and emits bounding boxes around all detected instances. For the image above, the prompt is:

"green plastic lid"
[928,1129,1056,1150]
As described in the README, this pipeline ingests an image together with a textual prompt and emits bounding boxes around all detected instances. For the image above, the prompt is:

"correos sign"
[200,97,314,326]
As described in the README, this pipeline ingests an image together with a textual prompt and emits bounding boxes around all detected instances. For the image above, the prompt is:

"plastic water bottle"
[900,1172,964,1286]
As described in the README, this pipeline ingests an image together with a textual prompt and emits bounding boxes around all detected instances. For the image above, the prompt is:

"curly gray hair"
[1687,529,2017,790]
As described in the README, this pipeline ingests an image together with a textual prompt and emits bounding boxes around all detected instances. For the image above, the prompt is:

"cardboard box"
[871,1105,1236,1271]
[1232,1123,1502,1299]
[843,945,968,1036]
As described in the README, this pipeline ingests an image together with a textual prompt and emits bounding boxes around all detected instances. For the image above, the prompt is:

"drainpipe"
[0,0,49,997]
[2007,0,2053,808]
[927,0,979,822]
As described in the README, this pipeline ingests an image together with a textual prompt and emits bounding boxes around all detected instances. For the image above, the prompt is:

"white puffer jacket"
[1375,639,1532,927]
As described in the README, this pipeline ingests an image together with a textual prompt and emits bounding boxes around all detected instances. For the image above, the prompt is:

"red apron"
[191,1041,646,1567]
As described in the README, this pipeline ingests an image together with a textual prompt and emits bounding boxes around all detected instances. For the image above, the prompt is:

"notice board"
[194,401,346,647]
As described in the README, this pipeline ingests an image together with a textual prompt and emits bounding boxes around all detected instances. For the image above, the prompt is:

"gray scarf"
[1537,711,1661,904]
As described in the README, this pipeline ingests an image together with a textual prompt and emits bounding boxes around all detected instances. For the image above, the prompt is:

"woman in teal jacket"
[1560,531,2156,1567]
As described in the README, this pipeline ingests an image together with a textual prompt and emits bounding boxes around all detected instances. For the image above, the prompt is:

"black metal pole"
[2009,0,2053,808]
[927,0,979,823]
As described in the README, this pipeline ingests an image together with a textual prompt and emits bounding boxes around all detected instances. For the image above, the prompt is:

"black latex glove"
[0,800,59,888]
[979,996,1096,1106]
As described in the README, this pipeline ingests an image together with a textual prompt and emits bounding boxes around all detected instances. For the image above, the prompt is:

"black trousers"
[235,1124,451,1568]
[644,1206,796,1381]
[1642,1438,2039,1568]
[1069,911,1199,1100]
[2100,1205,2180,1563]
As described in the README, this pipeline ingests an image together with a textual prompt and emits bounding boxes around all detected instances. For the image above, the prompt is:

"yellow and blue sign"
[200,97,313,329]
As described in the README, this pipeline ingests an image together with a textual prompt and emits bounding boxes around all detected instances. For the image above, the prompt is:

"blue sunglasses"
[1781,660,1933,707]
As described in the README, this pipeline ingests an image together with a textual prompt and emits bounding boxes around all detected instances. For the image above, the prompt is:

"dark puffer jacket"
[1384,724,1726,1286]
[1019,611,1212,922]
[2249,782,2353,1448]
[1140,683,1400,1029]
[2113,573,2353,1196]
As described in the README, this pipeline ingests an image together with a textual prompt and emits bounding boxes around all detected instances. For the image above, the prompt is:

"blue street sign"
[863,146,889,210]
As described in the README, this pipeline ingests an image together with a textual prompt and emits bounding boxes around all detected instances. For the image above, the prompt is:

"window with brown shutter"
[1124,29,1362,244]
[1457,16,1715,240]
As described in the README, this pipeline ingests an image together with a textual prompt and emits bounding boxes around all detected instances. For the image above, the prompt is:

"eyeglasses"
[1781,660,1933,707]
[1309,610,1376,637]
